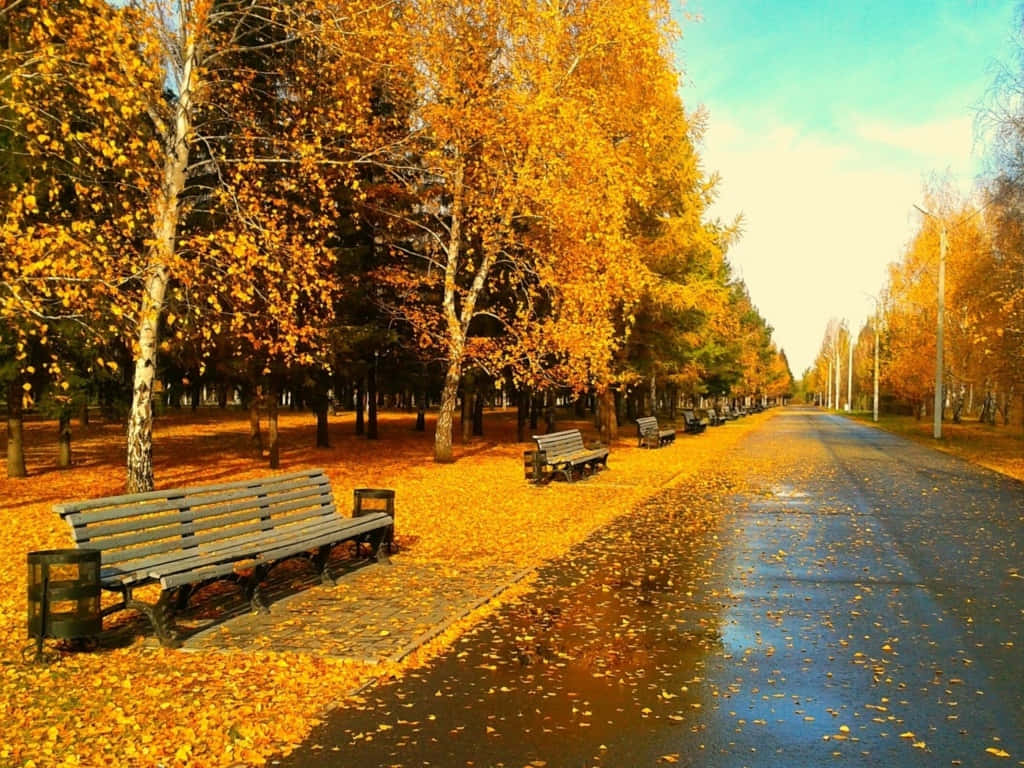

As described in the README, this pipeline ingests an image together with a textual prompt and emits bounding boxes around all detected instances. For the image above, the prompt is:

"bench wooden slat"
[55,470,326,513]
[72,491,335,558]
[59,475,330,528]
[159,514,393,590]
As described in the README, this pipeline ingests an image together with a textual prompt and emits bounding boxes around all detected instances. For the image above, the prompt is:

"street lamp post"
[933,224,947,439]
[914,205,948,440]
[847,334,853,412]
[873,306,880,423]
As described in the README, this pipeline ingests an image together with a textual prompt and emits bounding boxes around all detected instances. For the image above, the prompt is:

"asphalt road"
[276,408,1023,767]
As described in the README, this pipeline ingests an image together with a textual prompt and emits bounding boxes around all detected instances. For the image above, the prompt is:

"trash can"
[353,488,395,553]
[27,549,101,660]
[523,450,546,484]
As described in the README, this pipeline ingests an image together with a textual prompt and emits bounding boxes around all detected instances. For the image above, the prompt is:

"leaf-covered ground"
[0,409,760,767]
[2,407,1019,766]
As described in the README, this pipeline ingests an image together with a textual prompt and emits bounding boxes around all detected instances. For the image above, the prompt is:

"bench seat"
[531,429,610,482]
[681,410,707,434]
[636,416,676,447]
[55,469,392,647]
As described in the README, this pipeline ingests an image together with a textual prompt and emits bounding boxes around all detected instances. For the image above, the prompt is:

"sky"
[675,0,1020,376]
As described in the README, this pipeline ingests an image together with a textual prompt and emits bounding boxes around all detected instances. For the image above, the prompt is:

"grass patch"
[844,410,1024,482]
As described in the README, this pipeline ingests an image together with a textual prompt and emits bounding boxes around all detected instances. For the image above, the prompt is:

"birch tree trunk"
[124,20,199,492]
[431,160,505,461]
[434,160,466,463]
[434,353,462,463]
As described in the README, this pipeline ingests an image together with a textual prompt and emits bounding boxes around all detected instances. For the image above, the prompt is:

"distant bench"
[636,416,676,448]
[701,408,724,426]
[681,410,707,434]
[530,429,610,482]
[55,469,393,647]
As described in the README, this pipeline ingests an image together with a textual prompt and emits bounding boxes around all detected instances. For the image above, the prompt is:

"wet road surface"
[276,408,1023,767]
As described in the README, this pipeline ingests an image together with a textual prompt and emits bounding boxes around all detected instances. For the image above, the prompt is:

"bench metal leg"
[242,564,272,615]
[173,584,194,611]
[364,529,391,564]
[312,544,336,585]
[128,590,181,649]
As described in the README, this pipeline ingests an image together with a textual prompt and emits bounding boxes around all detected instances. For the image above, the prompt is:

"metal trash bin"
[353,488,395,553]
[27,549,101,660]
[524,450,546,484]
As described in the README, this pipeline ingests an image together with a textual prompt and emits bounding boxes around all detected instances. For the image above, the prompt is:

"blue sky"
[676,0,1019,376]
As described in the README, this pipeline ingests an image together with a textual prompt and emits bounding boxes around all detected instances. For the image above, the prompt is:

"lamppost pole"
[914,205,948,440]
[873,305,880,423]
[933,224,947,439]
[847,332,853,412]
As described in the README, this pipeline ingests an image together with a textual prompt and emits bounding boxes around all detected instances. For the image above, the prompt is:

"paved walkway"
[171,552,528,664]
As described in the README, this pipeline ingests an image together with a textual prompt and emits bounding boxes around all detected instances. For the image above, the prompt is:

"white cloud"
[849,114,977,177]
[700,111,977,375]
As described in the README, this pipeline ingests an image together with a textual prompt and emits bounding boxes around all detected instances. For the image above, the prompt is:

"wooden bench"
[54,469,393,647]
[532,429,610,482]
[701,408,723,426]
[635,416,676,447]
[681,410,707,434]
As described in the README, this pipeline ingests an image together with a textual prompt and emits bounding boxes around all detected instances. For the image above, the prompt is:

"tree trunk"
[461,374,473,443]
[517,390,528,442]
[314,397,329,448]
[434,357,461,463]
[6,378,26,478]
[1000,389,1012,426]
[125,269,168,492]
[267,394,280,469]
[79,398,89,426]
[248,392,263,457]
[543,389,556,434]
[473,387,484,436]
[57,410,72,469]
[124,25,199,493]
[367,364,378,440]
[355,381,365,436]
[416,391,426,432]
[597,387,618,444]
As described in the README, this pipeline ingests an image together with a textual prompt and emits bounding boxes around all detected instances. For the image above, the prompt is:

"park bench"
[54,468,393,648]
[681,410,707,434]
[701,408,723,426]
[635,416,676,448]
[719,405,739,421]
[531,429,610,482]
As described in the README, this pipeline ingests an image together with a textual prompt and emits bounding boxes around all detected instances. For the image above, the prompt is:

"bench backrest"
[533,429,586,457]
[681,410,696,424]
[55,469,336,579]
[636,416,660,437]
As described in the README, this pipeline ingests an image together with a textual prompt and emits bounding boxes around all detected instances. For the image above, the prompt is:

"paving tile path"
[178,556,528,663]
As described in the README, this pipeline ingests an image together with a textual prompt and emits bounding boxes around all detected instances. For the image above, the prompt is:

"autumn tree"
[1,0,399,488]
[371,0,687,459]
